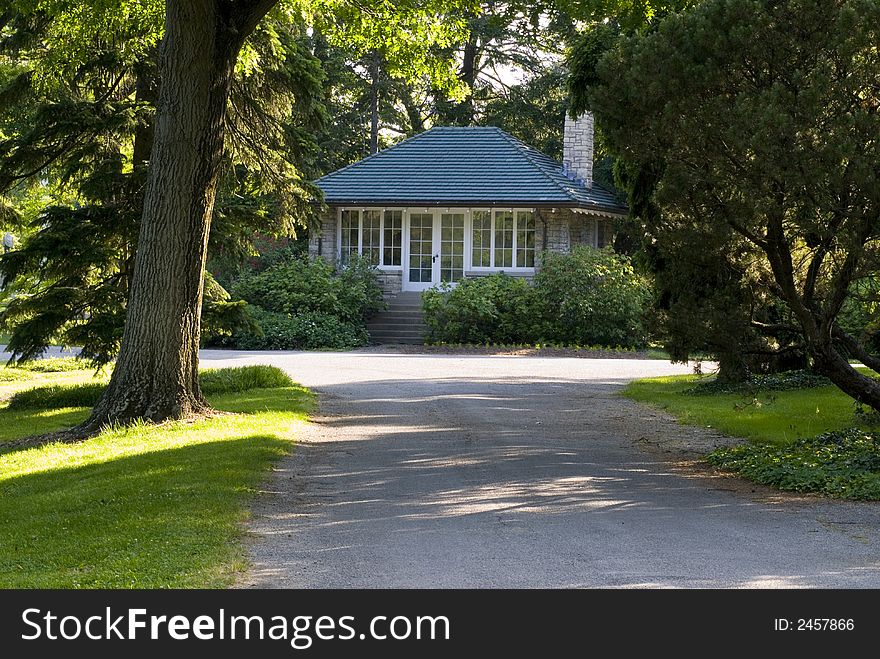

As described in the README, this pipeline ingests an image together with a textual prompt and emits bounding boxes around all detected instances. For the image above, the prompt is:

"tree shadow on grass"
[0,434,290,589]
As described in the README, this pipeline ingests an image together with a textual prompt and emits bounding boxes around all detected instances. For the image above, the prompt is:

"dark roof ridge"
[494,129,579,203]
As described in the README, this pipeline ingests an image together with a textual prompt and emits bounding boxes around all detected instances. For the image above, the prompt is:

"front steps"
[366,292,426,344]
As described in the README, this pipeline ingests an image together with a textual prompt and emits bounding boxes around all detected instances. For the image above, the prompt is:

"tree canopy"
[581,0,880,406]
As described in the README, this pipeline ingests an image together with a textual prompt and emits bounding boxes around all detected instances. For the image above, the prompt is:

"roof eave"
[320,198,628,215]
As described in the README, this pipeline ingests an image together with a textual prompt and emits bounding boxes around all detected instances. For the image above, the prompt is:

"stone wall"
[309,208,337,267]
[535,208,613,266]
[536,208,571,254]
[377,270,403,296]
[563,113,594,187]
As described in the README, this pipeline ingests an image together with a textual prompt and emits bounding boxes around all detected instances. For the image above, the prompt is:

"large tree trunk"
[76,0,275,434]
[810,336,880,411]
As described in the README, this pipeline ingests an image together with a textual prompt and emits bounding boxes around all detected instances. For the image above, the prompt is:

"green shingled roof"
[316,126,627,216]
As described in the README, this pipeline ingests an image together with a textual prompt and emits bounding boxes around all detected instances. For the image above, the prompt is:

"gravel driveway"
[206,351,880,586]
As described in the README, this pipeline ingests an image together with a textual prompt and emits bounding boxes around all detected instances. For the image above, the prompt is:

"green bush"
[708,428,880,500]
[229,306,368,351]
[7,365,295,410]
[536,247,650,348]
[423,248,650,348]
[231,255,383,324]
[422,275,540,344]
[223,255,381,350]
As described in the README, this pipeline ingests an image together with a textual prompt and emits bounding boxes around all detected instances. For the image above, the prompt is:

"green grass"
[0,365,313,588]
[7,364,294,411]
[1,363,102,400]
[623,372,880,499]
[623,374,866,445]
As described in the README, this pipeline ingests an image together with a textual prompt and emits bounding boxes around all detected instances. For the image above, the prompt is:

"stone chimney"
[563,112,594,188]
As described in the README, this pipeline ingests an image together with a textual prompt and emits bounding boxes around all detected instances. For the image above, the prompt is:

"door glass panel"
[440,213,465,283]
[408,213,434,283]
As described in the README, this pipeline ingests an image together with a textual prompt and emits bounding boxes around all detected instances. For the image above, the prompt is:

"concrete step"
[369,337,425,345]
[383,305,424,312]
[367,323,427,332]
[368,314,426,323]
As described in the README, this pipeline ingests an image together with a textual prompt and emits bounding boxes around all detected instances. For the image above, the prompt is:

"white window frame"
[337,207,404,270]
[338,206,538,278]
[467,207,537,273]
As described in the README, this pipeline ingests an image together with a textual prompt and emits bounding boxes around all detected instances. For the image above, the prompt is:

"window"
[340,210,359,265]
[597,219,613,249]
[383,210,402,266]
[516,211,535,267]
[494,211,514,268]
[338,209,403,267]
[362,210,381,265]
[471,210,491,267]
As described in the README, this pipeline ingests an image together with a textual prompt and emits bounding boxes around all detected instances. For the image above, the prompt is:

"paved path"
[197,350,880,588]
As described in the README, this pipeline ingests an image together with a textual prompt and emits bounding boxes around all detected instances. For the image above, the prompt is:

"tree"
[581,0,880,408]
[0,0,470,435]
[0,8,323,365]
[79,0,282,430]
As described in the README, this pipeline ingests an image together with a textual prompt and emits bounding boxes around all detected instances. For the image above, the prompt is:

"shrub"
[423,275,540,344]
[223,255,382,350]
[229,306,368,351]
[231,255,383,324]
[536,247,651,348]
[422,248,651,348]
[7,365,295,410]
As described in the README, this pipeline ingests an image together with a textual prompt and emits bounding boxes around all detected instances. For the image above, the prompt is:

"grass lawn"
[623,374,863,446]
[0,363,312,588]
[623,372,880,499]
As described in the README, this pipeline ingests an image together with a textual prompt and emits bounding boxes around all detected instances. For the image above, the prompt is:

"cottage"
[310,113,627,296]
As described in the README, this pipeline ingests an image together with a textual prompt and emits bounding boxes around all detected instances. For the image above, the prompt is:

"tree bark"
[369,51,380,155]
[76,0,276,434]
[458,29,479,124]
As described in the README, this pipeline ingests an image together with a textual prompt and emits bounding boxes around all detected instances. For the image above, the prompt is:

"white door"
[406,212,436,291]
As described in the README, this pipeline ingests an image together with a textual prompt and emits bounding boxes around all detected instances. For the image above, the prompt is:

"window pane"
[382,211,403,265]
[340,210,360,266]
[471,210,492,267]
[362,210,381,265]
[494,211,514,268]
[597,219,613,249]
[516,211,535,268]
